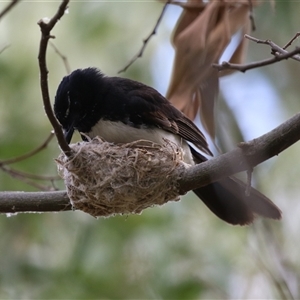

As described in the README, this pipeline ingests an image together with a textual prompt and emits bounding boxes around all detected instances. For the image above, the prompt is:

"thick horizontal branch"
[178,112,300,193]
[0,191,71,214]
[0,112,300,214]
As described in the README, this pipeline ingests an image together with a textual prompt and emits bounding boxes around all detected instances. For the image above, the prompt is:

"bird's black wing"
[111,77,282,225]
[117,79,212,156]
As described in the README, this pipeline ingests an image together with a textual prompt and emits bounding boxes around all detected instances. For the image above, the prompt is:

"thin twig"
[0,165,58,191]
[118,1,170,74]
[0,0,21,20]
[214,34,300,72]
[0,132,54,165]
[1,165,60,182]
[213,46,300,73]
[251,223,296,299]
[245,34,300,61]
[0,133,60,190]
[49,41,71,74]
[37,0,71,156]
[283,32,300,50]
[261,222,296,299]
[250,246,294,300]
[247,0,256,31]
[0,44,10,55]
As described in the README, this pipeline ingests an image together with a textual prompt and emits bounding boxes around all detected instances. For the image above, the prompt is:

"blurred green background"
[1,1,300,299]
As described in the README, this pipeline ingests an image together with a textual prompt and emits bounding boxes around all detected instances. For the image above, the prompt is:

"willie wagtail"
[54,68,281,225]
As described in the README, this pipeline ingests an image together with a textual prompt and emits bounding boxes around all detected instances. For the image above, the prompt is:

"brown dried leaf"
[167,1,224,101]
[166,0,255,140]
[220,30,251,77]
[171,1,205,47]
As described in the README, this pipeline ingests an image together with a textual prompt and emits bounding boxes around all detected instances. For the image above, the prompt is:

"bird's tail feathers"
[193,177,282,225]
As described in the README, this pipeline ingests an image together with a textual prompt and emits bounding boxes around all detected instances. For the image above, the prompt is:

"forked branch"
[37,0,71,155]
[213,34,300,72]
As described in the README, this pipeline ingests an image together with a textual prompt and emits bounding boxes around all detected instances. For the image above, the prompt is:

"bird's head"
[54,68,104,143]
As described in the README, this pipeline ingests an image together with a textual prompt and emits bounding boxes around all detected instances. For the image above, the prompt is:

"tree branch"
[245,34,300,62]
[0,132,54,165]
[178,112,300,193]
[0,133,59,190]
[0,0,21,20]
[247,0,256,31]
[0,44,10,55]
[0,165,59,191]
[283,32,300,50]
[118,1,170,73]
[37,0,71,156]
[213,34,300,72]
[1,112,300,214]
[49,41,71,74]
[0,191,71,214]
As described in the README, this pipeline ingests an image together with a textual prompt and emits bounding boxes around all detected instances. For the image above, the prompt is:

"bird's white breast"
[88,120,195,165]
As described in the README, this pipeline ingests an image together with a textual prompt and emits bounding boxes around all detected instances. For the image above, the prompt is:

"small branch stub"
[56,137,188,217]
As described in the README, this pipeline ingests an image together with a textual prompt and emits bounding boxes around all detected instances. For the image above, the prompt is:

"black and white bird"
[54,67,281,225]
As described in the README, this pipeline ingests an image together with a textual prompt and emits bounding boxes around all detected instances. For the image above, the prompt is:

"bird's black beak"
[63,126,75,144]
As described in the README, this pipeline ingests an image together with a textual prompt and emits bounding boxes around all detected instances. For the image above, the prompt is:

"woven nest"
[56,137,189,217]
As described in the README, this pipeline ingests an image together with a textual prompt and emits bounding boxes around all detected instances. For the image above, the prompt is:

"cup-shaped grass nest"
[56,137,189,217]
